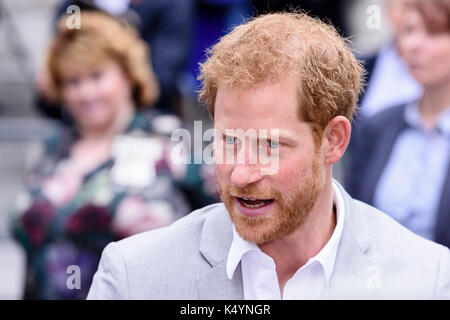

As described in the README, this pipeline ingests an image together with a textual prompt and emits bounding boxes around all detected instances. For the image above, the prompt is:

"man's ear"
[322,116,351,165]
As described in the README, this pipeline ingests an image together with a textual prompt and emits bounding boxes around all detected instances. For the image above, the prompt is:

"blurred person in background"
[347,0,450,248]
[9,11,193,299]
[251,0,351,37]
[36,0,193,119]
[358,0,423,118]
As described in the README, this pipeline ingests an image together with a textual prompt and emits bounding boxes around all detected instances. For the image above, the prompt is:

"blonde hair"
[198,12,365,139]
[46,11,159,107]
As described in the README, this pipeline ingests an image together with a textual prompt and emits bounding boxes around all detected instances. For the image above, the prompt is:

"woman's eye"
[92,70,103,80]
[65,77,80,87]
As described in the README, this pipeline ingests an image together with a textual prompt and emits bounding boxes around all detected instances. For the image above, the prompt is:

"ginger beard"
[217,152,325,245]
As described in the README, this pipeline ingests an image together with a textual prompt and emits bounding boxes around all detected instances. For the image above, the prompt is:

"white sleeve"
[87,242,129,300]
[435,246,450,300]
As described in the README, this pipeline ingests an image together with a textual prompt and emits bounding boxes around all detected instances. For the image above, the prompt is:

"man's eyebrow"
[214,127,297,143]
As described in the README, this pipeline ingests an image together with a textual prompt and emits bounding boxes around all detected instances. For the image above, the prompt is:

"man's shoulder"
[88,203,234,299]
[335,191,450,298]
[350,199,445,267]
[113,203,232,263]
[116,202,230,255]
[337,178,447,266]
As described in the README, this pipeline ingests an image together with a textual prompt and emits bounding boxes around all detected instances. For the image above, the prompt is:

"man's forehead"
[213,79,306,133]
[215,79,297,112]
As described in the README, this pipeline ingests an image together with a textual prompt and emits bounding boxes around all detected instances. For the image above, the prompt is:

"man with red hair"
[88,12,450,299]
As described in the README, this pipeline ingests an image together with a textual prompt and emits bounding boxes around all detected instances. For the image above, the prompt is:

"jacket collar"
[326,182,377,297]
[197,204,244,299]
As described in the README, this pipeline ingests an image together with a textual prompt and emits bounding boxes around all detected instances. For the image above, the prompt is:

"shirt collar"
[226,181,346,283]
[404,101,450,138]
[226,225,259,281]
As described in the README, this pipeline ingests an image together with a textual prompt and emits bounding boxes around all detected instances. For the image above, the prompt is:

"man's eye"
[268,140,279,149]
[225,136,236,145]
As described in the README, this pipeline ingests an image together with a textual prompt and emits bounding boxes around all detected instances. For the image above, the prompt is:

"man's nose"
[228,139,264,187]
[230,163,263,188]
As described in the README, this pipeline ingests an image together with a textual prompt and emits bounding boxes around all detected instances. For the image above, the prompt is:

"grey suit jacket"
[87,182,450,299]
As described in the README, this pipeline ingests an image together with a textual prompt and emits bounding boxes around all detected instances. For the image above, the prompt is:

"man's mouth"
[236,197,274,208]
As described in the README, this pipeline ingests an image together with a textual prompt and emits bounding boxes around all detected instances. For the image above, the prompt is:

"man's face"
[214,78,325,245]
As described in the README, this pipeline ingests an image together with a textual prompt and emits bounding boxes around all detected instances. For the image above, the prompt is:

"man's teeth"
[243,201,265,208]
[239,198,271,208]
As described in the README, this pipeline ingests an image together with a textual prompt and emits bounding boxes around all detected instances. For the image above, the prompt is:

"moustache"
[221,184,281,201]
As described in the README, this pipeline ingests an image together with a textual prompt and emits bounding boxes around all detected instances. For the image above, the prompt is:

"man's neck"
[258,181,336,294]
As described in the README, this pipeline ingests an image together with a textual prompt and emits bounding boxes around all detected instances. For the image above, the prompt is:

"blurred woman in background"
[348,0,450,248]
[9,11,193,299]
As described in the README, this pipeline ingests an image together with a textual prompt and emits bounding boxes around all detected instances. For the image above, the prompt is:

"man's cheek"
[274,164,305,188]
[214,164,229,188]
[215,164,232,179]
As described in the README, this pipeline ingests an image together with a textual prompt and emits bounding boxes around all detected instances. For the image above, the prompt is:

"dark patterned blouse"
[9,111,218,299]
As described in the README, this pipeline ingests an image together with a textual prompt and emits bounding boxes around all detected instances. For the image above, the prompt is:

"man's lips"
[236,197,273,207]
[233,196,275,217]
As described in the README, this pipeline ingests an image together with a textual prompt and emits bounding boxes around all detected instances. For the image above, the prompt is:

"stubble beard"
[217,155,324,245]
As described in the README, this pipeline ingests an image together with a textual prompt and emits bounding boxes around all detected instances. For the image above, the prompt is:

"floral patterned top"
[9,111,218,299]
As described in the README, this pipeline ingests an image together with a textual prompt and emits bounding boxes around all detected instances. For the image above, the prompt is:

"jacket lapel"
[325,183,379,298]
[196,205,244,299]
[327,221,375,298]
[197,259,244,299]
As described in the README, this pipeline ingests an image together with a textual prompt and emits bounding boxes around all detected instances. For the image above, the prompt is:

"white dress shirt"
[226,181,345,300]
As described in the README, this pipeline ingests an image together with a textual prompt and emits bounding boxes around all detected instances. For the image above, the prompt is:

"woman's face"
[61,62,133,134]
[397,8,450,88]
